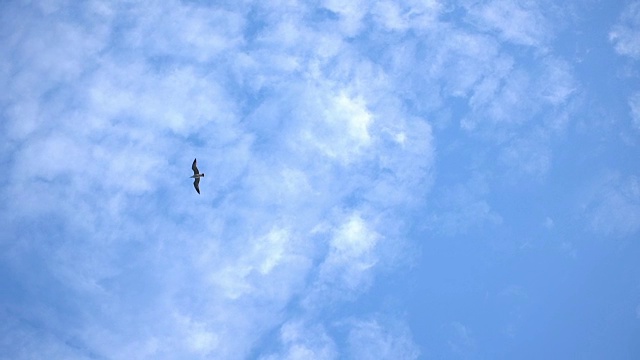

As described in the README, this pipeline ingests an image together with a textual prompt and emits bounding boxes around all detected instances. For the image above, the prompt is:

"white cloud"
[372,1,410,31]
[582,173,640,237]
[347,318,420,360]
[0,0,604,357]
[465,0,554,49]
[88,61,237,137]
[429,31,503,98]
[321,0,368,37]
[458,55,575,181]
[260,320,338,360]
[399,12,576,189]
[209,226,311,302]
[463,56,575,133]
[0,1,437,358]
[175,314,220,355]
[121,0,246,62]
[315,213,380,295]
[300,91,374,164]
[263,316,419,360]
[610,1,640,59]
[1,3,108,142]
[371,0,442,32]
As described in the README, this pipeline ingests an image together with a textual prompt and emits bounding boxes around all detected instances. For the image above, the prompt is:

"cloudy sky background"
[1,0,639,358]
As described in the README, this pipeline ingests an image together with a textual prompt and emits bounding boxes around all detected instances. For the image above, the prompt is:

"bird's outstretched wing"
[193,177,201,194]
[192,158,199,175]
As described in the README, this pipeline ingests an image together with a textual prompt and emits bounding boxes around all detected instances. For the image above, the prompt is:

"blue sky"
[1,0,639,359]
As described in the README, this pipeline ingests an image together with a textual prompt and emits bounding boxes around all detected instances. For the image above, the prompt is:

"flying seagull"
[190,158,205,194]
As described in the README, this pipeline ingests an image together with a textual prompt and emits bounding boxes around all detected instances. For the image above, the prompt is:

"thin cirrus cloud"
[609,1,640,136]
[581,173,640,237]
[610,1,640,59]
[2,0,639,359]
[610,1,640,135]
[1,0,432,359]
[464,0,555,49]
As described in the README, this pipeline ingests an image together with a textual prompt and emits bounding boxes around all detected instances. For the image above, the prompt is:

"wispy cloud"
[464,0,556,49]
[609,2,640,148]
[346,317,420,359]
[3,0,632,358]
[259,320,338,360]
[582,172,640,237]
[0,1,433,358]
[610,1,640,59]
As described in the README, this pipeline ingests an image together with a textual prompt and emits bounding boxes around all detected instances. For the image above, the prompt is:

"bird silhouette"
[190,158,204,194]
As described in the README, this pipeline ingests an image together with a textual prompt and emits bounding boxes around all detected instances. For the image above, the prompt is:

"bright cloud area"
[1,0,639,359]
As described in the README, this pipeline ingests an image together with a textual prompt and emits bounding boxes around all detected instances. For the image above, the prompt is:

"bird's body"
[191,158,204,194]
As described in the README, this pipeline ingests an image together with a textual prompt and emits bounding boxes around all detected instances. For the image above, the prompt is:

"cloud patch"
[582,173,640,237]
[610,1,640,59]
[464,0,554,49]
[0,1,436,358]
[347,317,420,360]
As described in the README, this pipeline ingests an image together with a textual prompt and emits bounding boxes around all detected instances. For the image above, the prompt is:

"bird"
[190,158,205,194]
